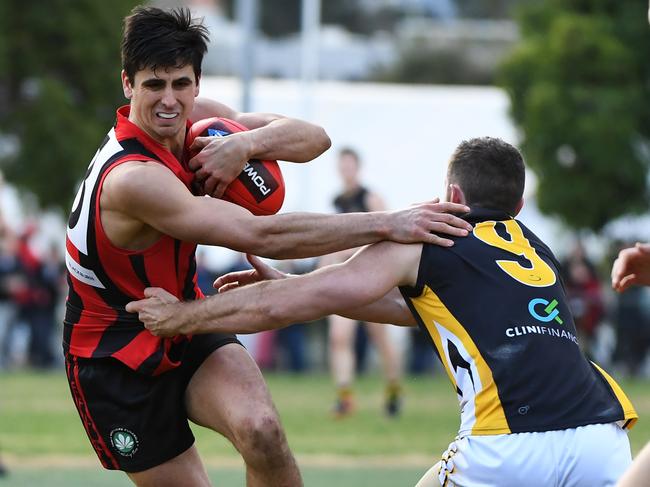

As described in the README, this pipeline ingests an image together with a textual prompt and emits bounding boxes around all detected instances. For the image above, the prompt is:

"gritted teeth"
[157,112,178,119]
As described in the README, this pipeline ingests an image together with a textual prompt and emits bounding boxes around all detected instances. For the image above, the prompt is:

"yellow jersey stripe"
[411,285,511,435]
[591,362,638,429]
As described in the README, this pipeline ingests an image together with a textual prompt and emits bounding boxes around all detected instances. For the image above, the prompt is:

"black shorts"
[65,333,241,473]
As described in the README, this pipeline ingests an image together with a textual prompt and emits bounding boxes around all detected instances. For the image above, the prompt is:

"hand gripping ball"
[187,117,285,215]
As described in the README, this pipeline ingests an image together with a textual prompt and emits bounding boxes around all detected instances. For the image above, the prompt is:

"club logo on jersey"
[110,428,139,457]
[528,298,563,324]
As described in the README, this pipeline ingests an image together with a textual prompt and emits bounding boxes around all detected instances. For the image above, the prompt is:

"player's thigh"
[185,343,279,438]
[328,315,357,345]
[127,445,210,487]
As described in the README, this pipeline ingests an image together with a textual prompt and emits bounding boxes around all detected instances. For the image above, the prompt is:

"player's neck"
[130,116,185,160]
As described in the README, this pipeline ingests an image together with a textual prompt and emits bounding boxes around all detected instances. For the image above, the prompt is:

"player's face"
[122,64,199,148]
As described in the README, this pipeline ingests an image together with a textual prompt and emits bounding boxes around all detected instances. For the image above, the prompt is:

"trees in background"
[0,0,138,210]
[500,0,650,231]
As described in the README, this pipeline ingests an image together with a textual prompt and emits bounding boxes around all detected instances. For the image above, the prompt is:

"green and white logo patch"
[110,428,139,457]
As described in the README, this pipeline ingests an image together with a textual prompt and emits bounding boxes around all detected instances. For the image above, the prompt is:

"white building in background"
[195,77,567,269]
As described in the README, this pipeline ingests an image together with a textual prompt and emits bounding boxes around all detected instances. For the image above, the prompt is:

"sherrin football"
[186,117,285,216]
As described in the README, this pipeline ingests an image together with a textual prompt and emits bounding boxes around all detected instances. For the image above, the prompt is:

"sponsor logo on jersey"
[504,297,577,344]
[527,297,563,324]
[505,324,578,344]
[110,428,139,457]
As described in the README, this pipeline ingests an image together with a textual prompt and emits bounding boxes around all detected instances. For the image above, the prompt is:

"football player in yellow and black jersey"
[128,137,637,487]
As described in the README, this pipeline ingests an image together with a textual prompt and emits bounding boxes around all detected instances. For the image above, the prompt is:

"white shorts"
[435,423,631,487]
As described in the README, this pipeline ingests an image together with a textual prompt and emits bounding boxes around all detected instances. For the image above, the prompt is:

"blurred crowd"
[0,221,65,371]
[1,225,649,381]
[562,240,650,378]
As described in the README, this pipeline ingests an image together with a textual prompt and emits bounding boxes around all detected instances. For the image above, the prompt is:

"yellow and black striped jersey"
[399,207,637,436]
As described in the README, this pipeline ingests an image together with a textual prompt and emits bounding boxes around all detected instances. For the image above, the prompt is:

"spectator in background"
[15,225,57,369]
[561,242,605,358]
[0,200,10,477]
[322,147,403,418]
[0,231,21,369]
[610,241,650,378]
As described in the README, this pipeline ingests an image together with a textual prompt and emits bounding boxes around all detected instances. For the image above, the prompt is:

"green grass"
[0,370,649,486]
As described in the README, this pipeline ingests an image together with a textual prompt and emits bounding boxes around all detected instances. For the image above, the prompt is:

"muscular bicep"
[104,162,264,250]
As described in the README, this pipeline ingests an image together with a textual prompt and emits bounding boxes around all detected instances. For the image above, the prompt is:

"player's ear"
[448,184,466,205]
[194,74,201,97]
[121,70,133,99]
[513,197,524,216]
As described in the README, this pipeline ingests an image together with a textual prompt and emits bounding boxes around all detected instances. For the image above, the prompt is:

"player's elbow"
[298,127,331,162]
[244,226,296,259]
[315,128,332,158]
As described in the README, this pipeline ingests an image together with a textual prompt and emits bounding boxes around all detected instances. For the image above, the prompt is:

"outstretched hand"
[213,254,288,293]
[388,198,472,247]
[611,242,650,292]
[125,288,186,337]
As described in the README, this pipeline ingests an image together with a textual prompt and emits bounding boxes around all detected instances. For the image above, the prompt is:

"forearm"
[244,212,391,259]
[243,117,331,163]
[183,277,331,334]
[191,98,330,162]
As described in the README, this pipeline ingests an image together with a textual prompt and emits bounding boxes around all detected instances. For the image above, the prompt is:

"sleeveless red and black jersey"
[64,106,202,376]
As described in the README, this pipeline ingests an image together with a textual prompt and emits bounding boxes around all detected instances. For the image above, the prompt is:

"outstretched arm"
[213,254,415,325]
[190,98,331,196]
[126,241,422,336]
[104,163,473,258]
[611,242,650,292]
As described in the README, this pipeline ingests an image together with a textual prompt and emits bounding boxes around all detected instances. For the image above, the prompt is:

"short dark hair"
[121,6,209,83]
[339,147,361,166]
[447,137,525,215]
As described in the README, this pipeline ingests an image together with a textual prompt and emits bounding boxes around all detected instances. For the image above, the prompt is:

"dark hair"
[339,147,361,166]
[447,137,525,215]
[121,6,209,83]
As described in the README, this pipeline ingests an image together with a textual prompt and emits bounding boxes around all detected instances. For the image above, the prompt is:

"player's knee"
[233,411,288,464]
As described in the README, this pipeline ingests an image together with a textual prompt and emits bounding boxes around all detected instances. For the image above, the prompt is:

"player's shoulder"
[102,160,180,203]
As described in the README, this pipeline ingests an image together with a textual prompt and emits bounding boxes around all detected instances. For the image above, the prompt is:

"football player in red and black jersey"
[63,6,473,487]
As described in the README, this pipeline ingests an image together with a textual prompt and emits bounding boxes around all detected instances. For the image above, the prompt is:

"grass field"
[1,370,649,486]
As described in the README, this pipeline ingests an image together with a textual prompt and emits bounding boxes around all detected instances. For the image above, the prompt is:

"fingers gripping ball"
[187,117,285,215]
